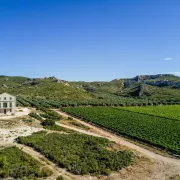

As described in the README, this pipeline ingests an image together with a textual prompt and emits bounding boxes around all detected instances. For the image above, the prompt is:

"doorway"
[4,109,6,114]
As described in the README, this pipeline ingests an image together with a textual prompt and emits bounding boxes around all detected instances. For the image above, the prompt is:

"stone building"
[0,93,16,115]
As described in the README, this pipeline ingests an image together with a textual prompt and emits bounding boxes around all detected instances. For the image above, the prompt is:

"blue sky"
[0,0,179,81]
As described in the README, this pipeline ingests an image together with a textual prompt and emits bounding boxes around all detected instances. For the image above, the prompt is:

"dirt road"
[55,109,180,180]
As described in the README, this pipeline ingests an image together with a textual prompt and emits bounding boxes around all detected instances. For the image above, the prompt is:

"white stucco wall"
[0,93,16,115]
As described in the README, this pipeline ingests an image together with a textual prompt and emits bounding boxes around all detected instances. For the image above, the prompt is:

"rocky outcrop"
[31,81,39,86]
[54,79,70,86]
[135,76,145,82]
[20,80,39,86]
[145,80,180,88]
[2,84,8,88]
[134,74,176,82]
[48,76,57,80]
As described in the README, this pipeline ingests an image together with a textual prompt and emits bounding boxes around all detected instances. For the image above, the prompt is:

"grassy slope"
[140,84,180,101]
[0,76,92,100]
[70,79,124,94]
[71,75,180,101]
[0,76,28,86]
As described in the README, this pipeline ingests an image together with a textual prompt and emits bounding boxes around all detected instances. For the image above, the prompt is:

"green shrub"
[41,119,55,126]
[67,116,73,120]
[29,112,43,121]
[40,113,60,120]
[57,175,64,180]
[41,108,62,120]
[43,124,75,133]
[23,119,33,123]
[39,167,53,177]
[70,121,89,130]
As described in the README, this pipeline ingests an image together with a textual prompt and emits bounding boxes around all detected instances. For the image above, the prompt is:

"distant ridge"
[0,74,179,102]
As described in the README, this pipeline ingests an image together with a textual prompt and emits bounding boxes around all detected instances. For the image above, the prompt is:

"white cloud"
[164,57,173,61]
[173,72,180,76]
[169,72,180,76]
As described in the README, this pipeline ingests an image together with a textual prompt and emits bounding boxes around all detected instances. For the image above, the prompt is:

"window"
[10,97,12,100]
[4,97,6,100]
[10,109,12,112]
[3,103,7,108]
[10,103,12,108]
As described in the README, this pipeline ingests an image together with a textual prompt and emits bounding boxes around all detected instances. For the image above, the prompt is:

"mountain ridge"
[0,74,179,102]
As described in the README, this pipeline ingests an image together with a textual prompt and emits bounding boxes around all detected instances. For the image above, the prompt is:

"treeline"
[17,96,180,108]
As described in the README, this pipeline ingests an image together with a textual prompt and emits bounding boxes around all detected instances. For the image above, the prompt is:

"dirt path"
[55,109,180,180]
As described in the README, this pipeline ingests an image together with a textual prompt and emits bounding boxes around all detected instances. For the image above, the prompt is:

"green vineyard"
[62,107,180,154]
[17,131,132,175]
[118,105,180,121]
[16,96,180,109]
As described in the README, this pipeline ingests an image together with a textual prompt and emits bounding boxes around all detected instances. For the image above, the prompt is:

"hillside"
[0,76,92,100]
[0,74,180,103]
[71,74,180,102]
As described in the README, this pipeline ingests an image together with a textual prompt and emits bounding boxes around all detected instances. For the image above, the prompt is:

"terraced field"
[62,107,180,154]
[118,105,180,121]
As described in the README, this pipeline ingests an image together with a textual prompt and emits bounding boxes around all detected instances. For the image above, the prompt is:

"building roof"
[0,92,16,97]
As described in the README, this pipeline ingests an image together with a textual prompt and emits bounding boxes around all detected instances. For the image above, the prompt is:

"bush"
[39,167,53,177]
[41,119,55,126]
[43,124,75,133]
[40,113,60,120]
[23,119,33,123]
[57,175,64,180]
[29,112,43,121]
[67,116,73,120]
[41,108,62,120]
[70,121,89,130]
